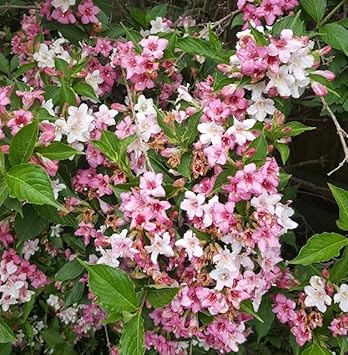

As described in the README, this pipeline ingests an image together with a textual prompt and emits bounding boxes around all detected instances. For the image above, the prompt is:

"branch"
[0,4,35,10]
[121,68,154,172]
[320,97,348,175]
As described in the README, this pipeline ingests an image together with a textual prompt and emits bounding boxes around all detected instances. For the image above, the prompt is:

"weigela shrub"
[0,1,347,354]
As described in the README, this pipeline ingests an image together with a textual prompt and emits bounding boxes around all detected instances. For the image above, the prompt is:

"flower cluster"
[0,2,346,355]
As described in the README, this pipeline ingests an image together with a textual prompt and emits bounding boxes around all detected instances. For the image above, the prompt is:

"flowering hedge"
[0,0,347,354]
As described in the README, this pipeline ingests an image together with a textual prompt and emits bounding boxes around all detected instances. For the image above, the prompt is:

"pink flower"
[77,0,100,24]
[180,191,206,219]
[7,110,33,135]
[311,81,328,96]
[272,294,297,323]
[140,172,166,197]
[140,36,168,59]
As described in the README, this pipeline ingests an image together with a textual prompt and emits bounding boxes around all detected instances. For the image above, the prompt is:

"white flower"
[180,191,206,219]
[136,112,161,142]
[226,118,256,146]
[42,99,55,116]
[275,203,298,234]
[334,284,348,312]
[209,266,238,291]
[287,47,314,81]
[22,239,39,260]
[51,0,76,13]
[110,229,137,259]
[266,66,295,97]
[150,17,170,34]
[176,85,196,105]
[247,97,276,122]
[145,232,174,264]
[33,44,55,68]
[94,104,118,127]
[50,224,63,238]
[97,247,120,268]
[51,179,66,199]
[85,70,103,96]
[47,294,61,311]
[175,230,203,260]
[251,191,281,214]
[197,121,224,145]
[134,95,156,115]
[304,282,331,313]
[245,82,267,101]
[63,103,95,143]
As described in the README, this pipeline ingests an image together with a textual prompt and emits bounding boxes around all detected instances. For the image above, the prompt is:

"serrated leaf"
[320,23,348,56]
[147,286,180,308]
[330,247,348,282]
[59,84,76,106]
[6,163,61,209]
[14,204,48,241]
[0,319,15,344]
[328,184,348,231]
[289,232,348,265]
[9,120,39,166]
[55,260,84,282]
[300,0,326,24]
[120,312,144,355]
[176,152,192,179]
[54,57,69,76]
[65,282,85,307]
[35,142,83,160]
[272,11,305,36]
[79,261,137,313]
[275,142,290,164]
[283,121,315,137]
[182,111,201,146]
[302,339,331,355]
[73,82,98,100]
[248,133,268,162]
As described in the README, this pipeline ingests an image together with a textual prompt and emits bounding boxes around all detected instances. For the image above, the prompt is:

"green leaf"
[13,62,36,79]
[73,82,98,100]
[182,111,202,146]
[65,282,85,307]
[147,4,167,20]
[254,297,274,343]
[300,0,326,24]
[250,25,267,46]
[231,13,244,29]
[6,163,61,209]
[0,174,8,207]
[0,53,10,75]
[59,84,76,106]
[275,142,290,164]
[208,27,221,51]
[21,295,35,323]
[55,260,84,282]
[248,133,268,162]
[79,262,137,313]
[272,11,305,36]
[121,24,142,51]
[0,319,15,344]
[9,120,39,166]
[176,37,227,61]
[320,23,348,57]
[176,152,192,179]
[330,247,348,282]
[289,232,348,265]
[14,204,48,241]
[35,142,83,161]
[41,328,64,347]
[211,166,238,194]
[283,121,315,137]
[9,56,19,74]
[120,312,144,355]
[34,205,77,227]
[279,170,291,190]
[239,300,264,323]
[92,131,134,176]
[302,339,331,355]
[147,286,180,308]
[328,184,348,231]
[54,58,69,76]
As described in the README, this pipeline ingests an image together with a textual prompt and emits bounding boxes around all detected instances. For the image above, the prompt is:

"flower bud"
[311,82,328,96]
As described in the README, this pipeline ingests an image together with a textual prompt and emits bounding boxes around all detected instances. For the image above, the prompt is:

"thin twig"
[320,97,348,175]
[104,325,112,353]
[121,68,154,172]
[199,10,240,38]
[0,4,35,10]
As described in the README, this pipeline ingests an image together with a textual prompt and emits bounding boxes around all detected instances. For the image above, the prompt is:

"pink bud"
[111,102,128,112]
[0,145,9,154]
[311,81,328,96]
[217,64,232,73]
[319,45,332,55]
[221,84,237,97]
[313,70,335,81]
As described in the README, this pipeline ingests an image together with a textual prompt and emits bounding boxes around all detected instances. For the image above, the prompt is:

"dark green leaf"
[0,319,15,344]
[55,260,84,282]
[9,120,39,166]
[300,0,326,24]
[320,23,348,56]
[73,82,98,100]
[147,286,180,308]
[254,297,274,343]
[239,300,264,323]
[36,142,83,161]
[275,142,290,164]
[272,11,305,36]
[65,282,85,307]
[59,85,76,106]
[119,312,144,355]
[330,247,348,282]
[14,204,48,241]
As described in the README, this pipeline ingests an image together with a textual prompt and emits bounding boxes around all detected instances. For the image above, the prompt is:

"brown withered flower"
[192,149,209,178]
